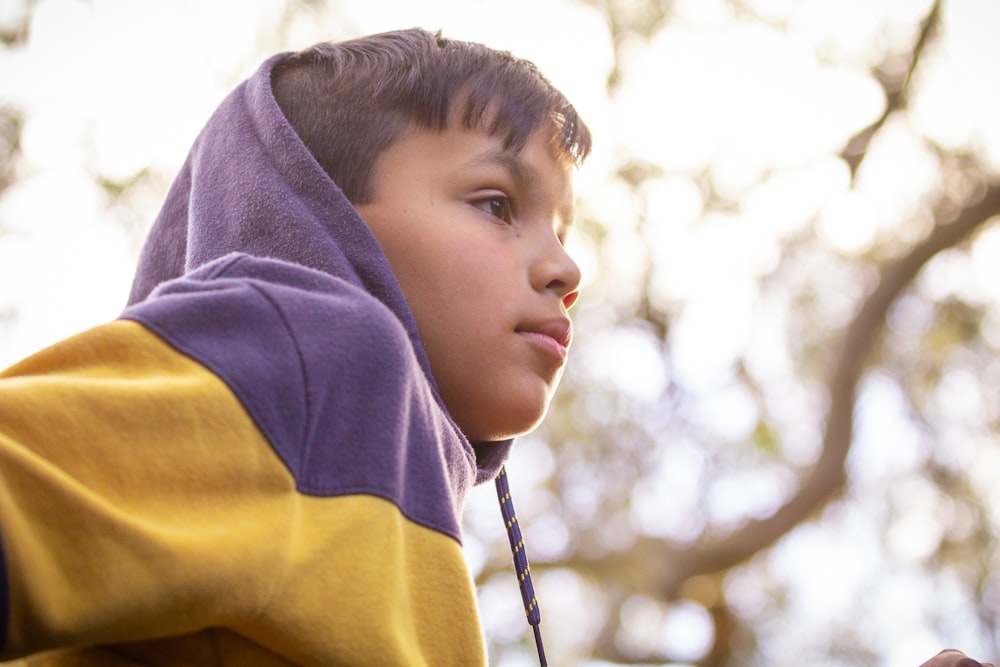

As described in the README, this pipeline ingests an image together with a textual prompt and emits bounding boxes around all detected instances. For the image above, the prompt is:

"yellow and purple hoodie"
[0,52,525,666]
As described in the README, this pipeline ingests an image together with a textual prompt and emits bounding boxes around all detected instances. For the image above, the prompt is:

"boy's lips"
[516,317,573,362]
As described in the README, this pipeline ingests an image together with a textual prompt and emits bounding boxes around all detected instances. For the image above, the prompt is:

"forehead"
[370,119,577,226]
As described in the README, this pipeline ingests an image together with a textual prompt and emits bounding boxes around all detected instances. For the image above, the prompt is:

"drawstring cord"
[495,465,547,666]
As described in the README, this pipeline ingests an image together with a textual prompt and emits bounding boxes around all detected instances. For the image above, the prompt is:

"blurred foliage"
[0,109,20,195]
[470,0,1000,665]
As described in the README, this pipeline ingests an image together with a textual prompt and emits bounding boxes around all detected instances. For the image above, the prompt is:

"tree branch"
[568,182,1000,603]
[840,0,941,178]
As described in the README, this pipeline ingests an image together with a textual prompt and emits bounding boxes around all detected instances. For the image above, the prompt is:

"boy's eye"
[472,195,513,223]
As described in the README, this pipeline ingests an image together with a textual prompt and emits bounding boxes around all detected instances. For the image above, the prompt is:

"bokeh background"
[2,0,999,665]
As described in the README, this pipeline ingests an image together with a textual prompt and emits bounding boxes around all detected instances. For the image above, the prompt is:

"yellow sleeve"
[0,320,298,655]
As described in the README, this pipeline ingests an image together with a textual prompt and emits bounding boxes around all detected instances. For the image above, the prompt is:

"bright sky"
[0,0,616,367]
[2,0,999,664]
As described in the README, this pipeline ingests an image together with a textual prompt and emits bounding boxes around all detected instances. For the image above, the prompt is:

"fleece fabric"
[0,51,514,665]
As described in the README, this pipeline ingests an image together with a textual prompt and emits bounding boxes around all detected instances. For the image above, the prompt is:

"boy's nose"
[538,241,582,308]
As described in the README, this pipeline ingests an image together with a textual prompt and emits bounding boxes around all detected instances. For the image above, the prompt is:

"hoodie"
[0,52,522,665]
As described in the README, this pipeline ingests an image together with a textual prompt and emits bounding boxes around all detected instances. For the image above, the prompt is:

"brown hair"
[271,28,592,204]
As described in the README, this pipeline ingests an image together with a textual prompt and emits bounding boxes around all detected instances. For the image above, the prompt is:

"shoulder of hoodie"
[120,252,419,433]
[119,252,473,525]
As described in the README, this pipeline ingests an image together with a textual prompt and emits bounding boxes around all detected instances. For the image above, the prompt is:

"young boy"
[0,29,589,666]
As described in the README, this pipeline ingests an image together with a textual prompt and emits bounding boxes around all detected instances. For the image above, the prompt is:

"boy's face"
[356,121,581,443]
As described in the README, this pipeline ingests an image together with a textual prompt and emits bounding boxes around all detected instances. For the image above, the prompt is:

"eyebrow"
[463,149,576,235]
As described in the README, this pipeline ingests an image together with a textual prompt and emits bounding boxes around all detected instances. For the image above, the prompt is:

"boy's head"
[271,28,590,205]
[272,29,592,442]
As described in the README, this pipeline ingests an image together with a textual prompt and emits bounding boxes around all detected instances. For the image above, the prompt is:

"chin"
[463,400,550,443]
